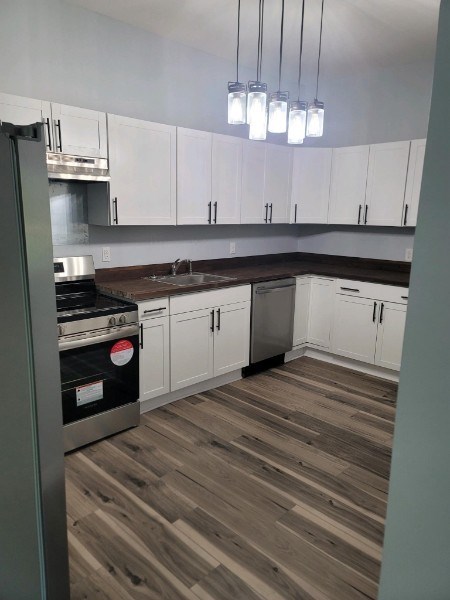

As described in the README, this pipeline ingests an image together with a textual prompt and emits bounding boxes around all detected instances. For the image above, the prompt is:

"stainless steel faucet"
[171,258,193,275]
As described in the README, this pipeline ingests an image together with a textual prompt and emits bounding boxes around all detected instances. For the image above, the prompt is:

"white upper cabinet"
[177,127,212,225]
[264,144,292,223]
[211,133,242,224]
[290,148,332,224]
[107,114,176,225]
[241,141,266,224]
[0,92,52,150]
[403,139,426,227]
[50,103,107,158]
[365,141,410,227]
[328,145,370,225]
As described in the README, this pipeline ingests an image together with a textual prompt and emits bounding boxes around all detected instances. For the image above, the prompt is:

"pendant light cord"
[259,0,265,81]
[256,0,262,80]
[236,0,241,82]
[297,0,305,100]
[315,0,325,99]
[278,0,285,91]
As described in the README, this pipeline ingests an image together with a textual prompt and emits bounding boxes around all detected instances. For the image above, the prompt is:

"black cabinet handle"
[373,301,377,323]
[216,308,221,331]
[358,205,362,224]
[213,201,218,224]
[379,302,385,324]
[364,205,368,225]
[43,117,52,150]
[210,309,215,332]
[112,197,118,224]
[401,295,409,300]
[208,201,212,224]
[143,307,166,314]
[269,203,273,223]
[139,323,143,349]
[264,203,269,223]
[55,119,63,151]
[340,287,360,293]
[403,204,409,226]
[294,203,298,223]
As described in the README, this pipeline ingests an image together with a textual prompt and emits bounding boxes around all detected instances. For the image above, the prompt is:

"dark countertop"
[96,252,410,301]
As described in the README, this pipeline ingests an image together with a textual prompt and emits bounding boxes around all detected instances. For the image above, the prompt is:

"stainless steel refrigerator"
[0,122,70,599]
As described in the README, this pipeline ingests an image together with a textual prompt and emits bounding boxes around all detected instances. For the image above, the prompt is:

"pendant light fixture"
[288,0,307,144]
[248,0,267,140]
[268,0,288,133]
[228,0,247,125]
[306,0,325,137]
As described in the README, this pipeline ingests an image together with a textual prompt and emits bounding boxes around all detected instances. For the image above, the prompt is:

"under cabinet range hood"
[47,152,110,182]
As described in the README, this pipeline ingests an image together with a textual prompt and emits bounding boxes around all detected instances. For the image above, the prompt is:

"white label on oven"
[76,381,103,406]
[110,339,134,366]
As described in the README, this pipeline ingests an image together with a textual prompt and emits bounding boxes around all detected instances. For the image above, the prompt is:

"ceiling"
[67,0,440,81]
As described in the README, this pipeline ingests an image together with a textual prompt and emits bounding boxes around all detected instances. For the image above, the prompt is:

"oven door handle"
[58,324,139,351]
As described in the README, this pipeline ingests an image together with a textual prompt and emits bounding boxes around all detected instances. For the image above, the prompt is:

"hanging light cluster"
[227,0,326,143]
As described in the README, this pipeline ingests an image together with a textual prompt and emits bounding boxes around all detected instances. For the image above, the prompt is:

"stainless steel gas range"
[55,255,140,452]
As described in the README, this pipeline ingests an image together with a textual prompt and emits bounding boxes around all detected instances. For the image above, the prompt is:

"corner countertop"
[95,253,410,301]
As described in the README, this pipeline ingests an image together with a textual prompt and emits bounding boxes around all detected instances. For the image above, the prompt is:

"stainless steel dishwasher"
[250,278,296,364]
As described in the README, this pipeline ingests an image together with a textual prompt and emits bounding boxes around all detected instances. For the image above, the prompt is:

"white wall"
[297,226,415,262]
[54,225,300,269]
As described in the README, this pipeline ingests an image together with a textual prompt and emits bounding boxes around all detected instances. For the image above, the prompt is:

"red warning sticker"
[110,339,134,366]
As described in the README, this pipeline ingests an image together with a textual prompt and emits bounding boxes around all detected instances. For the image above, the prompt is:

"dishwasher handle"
[255,285,295,295]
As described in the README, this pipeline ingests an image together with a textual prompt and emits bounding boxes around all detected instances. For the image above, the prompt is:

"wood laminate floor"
[66,357,397,600]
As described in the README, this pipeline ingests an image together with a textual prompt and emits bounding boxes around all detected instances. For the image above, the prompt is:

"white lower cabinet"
[307,278,335,349]
[293,277,311,346]
[332,296,379,363]
[170,286,251,392]
[375,302,407,370]
[331,284,408,371]
[138,299,170,401]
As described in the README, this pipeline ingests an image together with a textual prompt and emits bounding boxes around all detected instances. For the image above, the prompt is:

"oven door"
[59,324,139,425]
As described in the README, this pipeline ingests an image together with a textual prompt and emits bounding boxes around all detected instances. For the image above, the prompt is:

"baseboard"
[285,346,399,382]
[139,369,242,414]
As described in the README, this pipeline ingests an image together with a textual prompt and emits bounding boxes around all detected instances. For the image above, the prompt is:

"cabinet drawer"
[138,297,169,320]
[170,285,251,315]
[336,279,408,304]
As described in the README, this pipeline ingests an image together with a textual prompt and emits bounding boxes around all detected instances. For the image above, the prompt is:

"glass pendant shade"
[247,82,267,126]
[306,99,325,137]
[268,92,289,134]
[249,105,267,140]
[287,101,307,144]
[227,82,247,125]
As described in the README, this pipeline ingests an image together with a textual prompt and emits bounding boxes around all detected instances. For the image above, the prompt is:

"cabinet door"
[332,295,378,363]
[375,302,407,371]
[291,148,332,224]
[328,145,370,225]
[212,134,242,224]
[264,144,292,223]
[241,141,266,224]
[365,141,410,226]
[403,139,426,227]
[51,103,107,158]
[0,92,52,150]
[177,127,212,225]
[108,114,176,225]
[293,277,311,347]
[140,317,170,401]
[213,301,250,377]
[307,278,334,349]
[170,309,214,391]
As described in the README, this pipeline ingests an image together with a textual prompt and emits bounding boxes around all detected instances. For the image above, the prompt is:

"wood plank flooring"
[66,357,397,600]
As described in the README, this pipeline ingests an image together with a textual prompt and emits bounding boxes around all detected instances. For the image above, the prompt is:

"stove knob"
[118,314,127,324]
[108,316,117,326]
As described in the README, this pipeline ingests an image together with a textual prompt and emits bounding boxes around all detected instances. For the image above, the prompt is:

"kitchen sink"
[144,272,236,286]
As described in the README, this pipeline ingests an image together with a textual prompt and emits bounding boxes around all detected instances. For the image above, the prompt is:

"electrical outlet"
[405,248,413,262]
[102,246,111,262]
[230,241,236,255]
